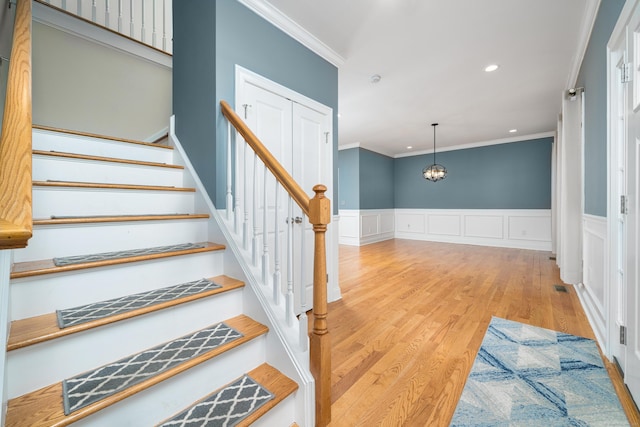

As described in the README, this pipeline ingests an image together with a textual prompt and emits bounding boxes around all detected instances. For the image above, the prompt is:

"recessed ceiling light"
[484,64,499,72]
[406,146,413,150]
[509,129,517,133]
[370,74,382,83]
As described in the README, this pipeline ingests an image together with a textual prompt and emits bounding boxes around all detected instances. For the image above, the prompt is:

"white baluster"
[129,0,134,37]
[234,131,242,235]
[140,0,146,43]
[262,167,269,285]
[61,0,67,10]
[298,216,308,351]
[105,0,110,28]
[91,0,97,22]
[252,153,259,266]
[286,197,295,326]
[152,0,157,48]
[117,0,123,32]
[77,0,82,17]
[226,122,233,222]
[243,143,249,250]
[273,182,281,305]
[162,0,167,51]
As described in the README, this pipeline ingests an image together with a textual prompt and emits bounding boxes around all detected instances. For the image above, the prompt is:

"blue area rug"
[450,317,629,426]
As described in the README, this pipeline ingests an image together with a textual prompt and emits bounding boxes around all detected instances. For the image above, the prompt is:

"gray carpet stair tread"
[10,242,225,279]
[5,315,268,427]
[7,276,245,351]
[157,364,298,427]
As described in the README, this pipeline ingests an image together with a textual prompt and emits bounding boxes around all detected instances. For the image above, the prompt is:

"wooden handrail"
[0,0,33,250]
[220,100,310,215]
[221,100,331,425]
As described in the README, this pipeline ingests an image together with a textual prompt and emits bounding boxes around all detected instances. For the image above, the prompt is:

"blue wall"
[338,148,360,209]
[338,148,394,209]
[215,0,338,210]
[394,138,552,209]
[360,149,394,209]
[173,0,338,210]
[338,137,552,210]
[173,1,217,200]
[577,0,625,217]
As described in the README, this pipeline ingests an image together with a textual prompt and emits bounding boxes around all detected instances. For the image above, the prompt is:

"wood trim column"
[309,184,331,426]
[0,0,33,249]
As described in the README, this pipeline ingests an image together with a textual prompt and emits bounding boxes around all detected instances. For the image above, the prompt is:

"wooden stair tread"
[238,364,299,426]
[33,124,173,150]
[5,315,268,427]
[33,213,210,226]
[33,149,183,169]
[33,180,195,192]
[10,242,225,279]
[8,275,244,351]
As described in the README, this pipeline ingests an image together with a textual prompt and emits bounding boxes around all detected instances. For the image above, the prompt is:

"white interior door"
[241,79,332,314]
[243,82,292,289]
[292,102,332,313]
[625,11,640,402]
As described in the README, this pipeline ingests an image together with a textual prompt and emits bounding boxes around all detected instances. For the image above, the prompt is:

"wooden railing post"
[309,184,331,426]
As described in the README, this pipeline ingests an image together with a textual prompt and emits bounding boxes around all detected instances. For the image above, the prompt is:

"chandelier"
[422,123,447,182]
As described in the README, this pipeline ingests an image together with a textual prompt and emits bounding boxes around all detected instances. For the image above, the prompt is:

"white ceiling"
[259,0,594,157]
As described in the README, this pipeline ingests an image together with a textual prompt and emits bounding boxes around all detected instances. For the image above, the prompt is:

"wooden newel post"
[309,184,331,426]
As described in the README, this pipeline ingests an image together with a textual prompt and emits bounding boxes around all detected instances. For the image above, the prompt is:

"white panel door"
[244,82,292,291]
[625,10,640,403]
[242,82,331,314]
[292,102,331,313]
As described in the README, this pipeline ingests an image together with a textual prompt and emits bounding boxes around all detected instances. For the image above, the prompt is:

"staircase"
[3,127,300,426]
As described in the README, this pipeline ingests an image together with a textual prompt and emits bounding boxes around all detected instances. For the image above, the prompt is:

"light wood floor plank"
[328,239,640,426]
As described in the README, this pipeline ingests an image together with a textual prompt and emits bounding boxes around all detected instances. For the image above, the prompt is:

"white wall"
[32,21,171,141]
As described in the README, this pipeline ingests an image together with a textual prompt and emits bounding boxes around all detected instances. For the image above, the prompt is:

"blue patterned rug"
[450,317,629,426]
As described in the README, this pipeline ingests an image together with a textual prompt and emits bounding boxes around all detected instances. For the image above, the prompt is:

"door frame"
[234,65,341,305]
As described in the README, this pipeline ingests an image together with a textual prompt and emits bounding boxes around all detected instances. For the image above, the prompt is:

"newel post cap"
[309,185,331,225]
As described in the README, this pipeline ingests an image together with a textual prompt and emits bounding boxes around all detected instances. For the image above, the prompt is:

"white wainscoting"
[577,214,608,347]
[395,209,552,251]
[339,209,395,246]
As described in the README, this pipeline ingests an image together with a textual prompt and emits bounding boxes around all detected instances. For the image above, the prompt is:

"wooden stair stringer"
[5,315,268,427]
[8,275,245,351]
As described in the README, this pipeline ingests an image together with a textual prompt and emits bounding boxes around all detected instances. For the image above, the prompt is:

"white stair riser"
[33,131,174,164]
[7,289,247,398]
[33,187,196,218]
[252,394,296,427]
[71,340,266,427]
[33,155,185,187]
[10,251,225,319]
[13,219,210,262]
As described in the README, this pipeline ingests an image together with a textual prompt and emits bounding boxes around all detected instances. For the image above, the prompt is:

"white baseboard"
[144,126,170,143]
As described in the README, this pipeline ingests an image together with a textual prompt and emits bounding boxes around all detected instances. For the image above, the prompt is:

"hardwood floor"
[327,239,640,426]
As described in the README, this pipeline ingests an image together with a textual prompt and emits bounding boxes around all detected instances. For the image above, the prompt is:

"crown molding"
[566,0,601,88]
[393,131,556,159]
[237,0,345,68]
[338,143,361,151]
